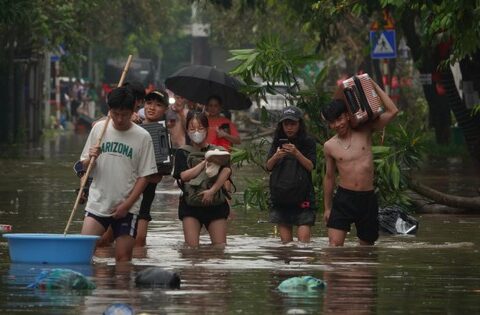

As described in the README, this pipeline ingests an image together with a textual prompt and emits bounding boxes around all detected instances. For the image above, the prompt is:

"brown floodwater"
[0,132,479,314]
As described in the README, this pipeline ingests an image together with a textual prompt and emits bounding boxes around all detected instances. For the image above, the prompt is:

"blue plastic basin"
[3,233,99,264]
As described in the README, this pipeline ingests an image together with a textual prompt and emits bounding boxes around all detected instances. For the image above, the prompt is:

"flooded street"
[1,132,480,314]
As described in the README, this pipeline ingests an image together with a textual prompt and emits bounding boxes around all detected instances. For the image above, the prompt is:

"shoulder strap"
[179,144,196,153]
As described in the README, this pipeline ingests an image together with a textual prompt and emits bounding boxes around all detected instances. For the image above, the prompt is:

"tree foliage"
[0,0,96,56]
[0,0,192,73]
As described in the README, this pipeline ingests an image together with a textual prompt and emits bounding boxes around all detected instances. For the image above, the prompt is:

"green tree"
[0,0,192,142]
[0,0,100,141]
[288,0,480,159]
[209,0,480,159]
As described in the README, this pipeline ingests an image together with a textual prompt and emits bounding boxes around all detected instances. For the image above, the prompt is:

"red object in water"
[1,224,12,232]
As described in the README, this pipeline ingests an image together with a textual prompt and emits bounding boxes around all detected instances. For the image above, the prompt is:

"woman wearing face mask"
[173,111,232,247]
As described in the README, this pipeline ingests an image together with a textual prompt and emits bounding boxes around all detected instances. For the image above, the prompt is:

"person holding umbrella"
[205,95,241,151]
[168,94,188,149]
[165,65,252,149]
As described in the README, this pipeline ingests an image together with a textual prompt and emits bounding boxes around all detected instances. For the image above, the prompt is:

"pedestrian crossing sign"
[370,30,397,59]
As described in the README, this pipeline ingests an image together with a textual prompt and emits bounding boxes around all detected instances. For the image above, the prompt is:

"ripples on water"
[0,134,480,314]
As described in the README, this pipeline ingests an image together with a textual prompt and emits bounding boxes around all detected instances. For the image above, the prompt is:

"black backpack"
[269,155,311,208]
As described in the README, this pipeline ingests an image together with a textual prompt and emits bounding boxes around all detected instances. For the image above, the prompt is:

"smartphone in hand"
[219,123,230,134]
[278,138,289,148]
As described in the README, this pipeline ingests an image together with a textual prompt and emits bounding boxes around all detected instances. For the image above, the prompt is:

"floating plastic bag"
[379,205,418,235]
[277,276,326,293]
[28,268,96,290]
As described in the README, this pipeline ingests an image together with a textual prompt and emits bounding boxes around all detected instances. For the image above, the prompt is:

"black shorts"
[269,208,316,226]
[178,199,229,229]
[85,212,138,239]
[327,186,379,243]
[269,188,316,226]
[138,183,157,221]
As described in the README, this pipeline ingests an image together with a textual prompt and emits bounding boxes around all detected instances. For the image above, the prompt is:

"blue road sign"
[50,44,67,62]
[370,30,397,59]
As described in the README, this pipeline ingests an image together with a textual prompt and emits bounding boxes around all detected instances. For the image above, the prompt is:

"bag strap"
[343,87,360,113]
[176,145,196,193]
[179,144,196,153]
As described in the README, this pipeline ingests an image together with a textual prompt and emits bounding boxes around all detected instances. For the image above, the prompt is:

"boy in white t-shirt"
[79,86,157,262]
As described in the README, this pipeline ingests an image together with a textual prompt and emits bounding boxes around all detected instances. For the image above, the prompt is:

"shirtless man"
[322,80,398,246]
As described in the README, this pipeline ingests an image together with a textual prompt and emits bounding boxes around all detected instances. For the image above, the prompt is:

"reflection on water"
[0,133,480,314]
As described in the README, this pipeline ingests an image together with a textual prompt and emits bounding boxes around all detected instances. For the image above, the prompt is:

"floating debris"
[103,303,135,315]
[278,276,326,294]
[28,268,95,290]
[135,267,180,289]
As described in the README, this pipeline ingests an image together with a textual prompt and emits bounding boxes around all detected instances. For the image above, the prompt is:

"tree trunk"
[409,180,480,211]
[7,43,15,142]
[400,11,451,144]
[17,62,27,141]
[442,68,480,160]
[421,84,451,144]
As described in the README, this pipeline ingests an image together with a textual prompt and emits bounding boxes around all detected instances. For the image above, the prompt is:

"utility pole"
[88,45,93,83]
[43,52,51,128]
[191,3,211,65]
[55,60,61,122]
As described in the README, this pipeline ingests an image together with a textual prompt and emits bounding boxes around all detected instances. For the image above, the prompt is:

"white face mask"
[188,130,206,144]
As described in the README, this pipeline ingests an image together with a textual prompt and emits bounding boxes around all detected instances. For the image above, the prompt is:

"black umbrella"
[165,65,252,110]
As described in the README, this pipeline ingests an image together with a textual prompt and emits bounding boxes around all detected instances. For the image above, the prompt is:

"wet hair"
[107,87,135,111]
[186,110,209,130]
[122,81,146,101]
[206,95,223,106]
[273,115,307,143]
[321,99,347,123]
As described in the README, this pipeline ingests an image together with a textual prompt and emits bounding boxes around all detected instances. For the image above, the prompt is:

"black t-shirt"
[267,134,317,169]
